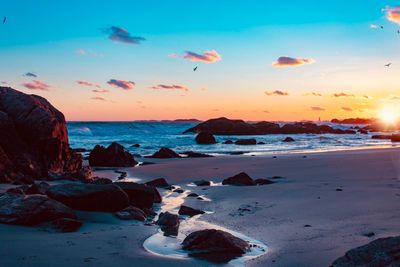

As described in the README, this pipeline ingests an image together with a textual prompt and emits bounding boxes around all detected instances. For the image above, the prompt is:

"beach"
[2,147,400,266]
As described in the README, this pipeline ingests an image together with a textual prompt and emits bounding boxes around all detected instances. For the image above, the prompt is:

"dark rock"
[184,117,259,135]
[72,148,89,153]
[145,178,170,188]
[391,134,400,142]
[90,177,113,184]
[331,118,376,125]
[182,229,249,263]
[257,142,266,145]
[235,139,257,145]
[193,180,211,186]
[223,140,234,144]
[336,188,343,191]
[42,218,83,232]
[181,151,213,158]
[148,147,181,159]
[6,187,26,195]
[0,193,77,226]
[0,87,83,183]
[283,137,295,142]
[222,172,254,186]
[358,129,368,134]
[195,132,217,144]
[157,212,180,236]
[362,232,375,238]
[26,182,50,195]
[197,196,204,200]
[187,193,199,197]
[254,178,274,185]
[115,206,147,221]
[331,236,400,266]
[173,188,184,194]
[230,151,246,155]
[372,134,392,140]
[46,183,130,212]
[114,182,161,209]
[131,144,140,148]
[89,142,137,167]
[178,205,205,217]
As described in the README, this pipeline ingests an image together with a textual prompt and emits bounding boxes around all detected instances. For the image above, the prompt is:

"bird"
[2,16,6,24]
[193,66,198,72]
[380,25,384,29]
[384,63,392,67]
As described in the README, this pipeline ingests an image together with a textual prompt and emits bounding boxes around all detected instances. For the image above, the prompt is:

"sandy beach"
[1,147,400,266]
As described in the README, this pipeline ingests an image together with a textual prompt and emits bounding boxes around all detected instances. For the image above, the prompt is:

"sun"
[379,106,399,124]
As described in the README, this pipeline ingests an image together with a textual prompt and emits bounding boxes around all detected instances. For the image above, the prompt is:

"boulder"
[131,144,140,148]
[157,211,180,236]
[222,172,254,186]
[115,206,147,221]
[89,142,137,167]
[0,193,77,226]
[195,132,217,144]
[25,181,50,195]
[148,147,181,158]
[182,229,249,262]
[223,140,234,144]
[235,139,257,145]
[283,137,295,142]
[114,182,161,209]
[331,236,400,266]
[145,178,170,188]
[46,183,130,212]
[178,205,205,217]
[0,87,83,183]
[193,180,211,186]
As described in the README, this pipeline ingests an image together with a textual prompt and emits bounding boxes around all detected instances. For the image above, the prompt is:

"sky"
[1,0,400,121]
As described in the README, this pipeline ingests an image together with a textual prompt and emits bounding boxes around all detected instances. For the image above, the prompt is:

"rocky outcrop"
[331,236,400,266]
[195,132,216,144]
[114,182,161,209]
[0,87,84,183]
[182,229,249,262]
[178,205,205,217]
[148,147,181,158]
[0,193,77,226]
[184,117,355,135]
[46,183,130,212]
[222,172,255,186]
[89,142,137,167]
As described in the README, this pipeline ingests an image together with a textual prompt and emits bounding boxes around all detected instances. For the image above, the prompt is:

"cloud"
[265,90,289,96]
[304,92,322,97]
[107,79,135,90]
[370,24,378,29]
[102,26,145,44]
[92,89,109,93]
[183,50,221,63]
[22,80,50,91]
[386,6,400,24]
[362,95,373,99]
[150,84,189,91]
[168,53,178,59]
[76,80,102,88]
[272,56,315,67]
[333,93,354,97]
[76,49,99,57]
[341,107,353,111]
[263,110,270,113]
[91,97,106,101]
[24,72,37,78]
[311,106,325,111]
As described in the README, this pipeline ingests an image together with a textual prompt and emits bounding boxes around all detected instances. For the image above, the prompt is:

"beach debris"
[115,206,147,221]
[178,205,205,217]
[147,147,181,158]
[182,229,249,263]
[89,142,137,167]
[156,212,180,236]
[195,132,217,144]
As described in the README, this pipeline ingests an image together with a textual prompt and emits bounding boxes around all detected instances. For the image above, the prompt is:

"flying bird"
[384,63,392,67]
[193,66,198,72]
[2,16,6,24]
[380,25,384,29]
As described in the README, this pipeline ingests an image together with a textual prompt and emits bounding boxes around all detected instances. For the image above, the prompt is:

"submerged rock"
[222,172,254,186]
[157,212,180,236]
[193,180,211,186]
[178,205,205,217]
[115,206,147,221]
[89,142,137,167]
[195,132,217,144]
[331,236,400,266]
[182,229,249,263]
[254,178,274,185]
[148,147,181,158]
[283,137,295,142]
[235,139,257,145]
[46,183,130,212]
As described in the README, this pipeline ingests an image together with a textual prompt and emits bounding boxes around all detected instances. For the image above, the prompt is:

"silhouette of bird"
[193,66,198,72]
[384,63,392,67]
[2,16,6,24]
[380,25,384,29]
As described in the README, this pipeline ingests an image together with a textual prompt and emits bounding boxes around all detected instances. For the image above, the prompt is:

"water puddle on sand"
[143,188,268,266]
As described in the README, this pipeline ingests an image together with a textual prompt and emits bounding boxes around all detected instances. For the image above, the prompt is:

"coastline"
[2,146,400,266]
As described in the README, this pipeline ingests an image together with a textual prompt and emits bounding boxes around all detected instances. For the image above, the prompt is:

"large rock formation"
[89,142,137,167]
[0,87,83,183]
[183,117,356,135]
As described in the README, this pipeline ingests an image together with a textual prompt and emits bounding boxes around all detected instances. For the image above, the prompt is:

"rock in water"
[0,87,84,183]
[195,132,217,144]
[178,205,205,217]
[331,236,400,266]
[0,193,77,226]
[145,178,170,188]
[46,183,130,212]
[283,137,295,142]
[89,142,137,167]
[193,180,211,186]
[235,139,257,145]
[222,172,255,186]
[148,147,181,158]
[114,182,161,209]
[182,229,249,263]
[156,212,180,236]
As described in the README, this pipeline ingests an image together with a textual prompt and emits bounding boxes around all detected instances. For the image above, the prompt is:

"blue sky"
[1,1,400,121]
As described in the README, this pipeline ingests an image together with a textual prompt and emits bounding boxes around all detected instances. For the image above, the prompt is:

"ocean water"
[67,121,397,156]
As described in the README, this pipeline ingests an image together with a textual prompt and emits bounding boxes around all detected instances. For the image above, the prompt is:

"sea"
[67,121,398,157]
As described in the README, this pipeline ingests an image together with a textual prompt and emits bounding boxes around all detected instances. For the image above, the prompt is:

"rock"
[89,142,137,167]
[223,140,234,144]
[283,137,295,142]
[42,218,83,232]
[131,144,140,148]
[331,236,400,266]
[0,193,77,226]
[235,139,257,145]
[195,132,217,144]
[391,134,400,142]
[46,183,130,212]
[148,147,181,158]
[114,182,161,209]
[6,187,26,195]
[254,178,274,185]
[331,118,376,125]
[157,212,180,236]
[181,151,214,158]
[173,188,184,194]
[89,177,113,184]
[222,172,254,186]
[26,181,50,195]
[145,178,170,188]
[0,87,84,183]
[115,206,147,221]
[187,193,199,197]
[257,142,266,145]
[178,205,205,217]
[193,180,211,186]
[182,229,249,263]
[372,135,392,140]
[72,148,89,153]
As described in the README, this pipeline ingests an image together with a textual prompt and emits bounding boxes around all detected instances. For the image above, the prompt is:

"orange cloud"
[386,6,400,24]
[150,84,189,91]
[311,106,325,111]
[333,93,354,97]
[272,56,315,67]
[341,107,353,111]
[92,89,109,93]
[91,97,106,101]
[76,80,102,88]
[107,79,135,90]
[183,50,221,63]
[304,92,322,96]
[265,90,289,96]
[22,80,50,91]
